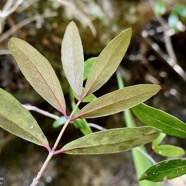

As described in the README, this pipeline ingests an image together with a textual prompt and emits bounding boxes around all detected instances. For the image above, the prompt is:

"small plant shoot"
[3,20,184,185]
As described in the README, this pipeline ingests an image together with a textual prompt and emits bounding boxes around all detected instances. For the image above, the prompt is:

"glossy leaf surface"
[8,38,66,115]
[0,88,48,146]
[140,159,186,182]
[61,21,84,96]
[77,84,160,118]
[154,145,185,157]
[116,72,160,186]
[62,126,160,155]
[84,28,132,95]
[132,103,186,138]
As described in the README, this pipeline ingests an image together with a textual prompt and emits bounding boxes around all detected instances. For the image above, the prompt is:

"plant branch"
[52,99,82,151]
[0,13,57,42]
[23,104,60,120]
[30,151,53,186]
[30,99,82,185]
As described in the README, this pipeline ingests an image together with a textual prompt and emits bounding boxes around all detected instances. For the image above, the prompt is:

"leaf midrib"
[0,112,45,146]
[85,36,125,95]
[63,131,158,152]
[15,42,65,114]
[78,89,156,117]
[134,107,186,137]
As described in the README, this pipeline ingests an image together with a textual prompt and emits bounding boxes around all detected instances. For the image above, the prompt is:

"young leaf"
[0,88,48,147]
[69,88,92,135]
[8,38,66,115]
[154,145,185,157]
[155,0,166,16]
[132,103,186,138]
[73,118,92,135]
[168,13,179,32]
[62,126,160,155]
[77,84,160,119]
[73,88,96,103]
[61,21,84,97]
[139,159,186,182]
[84,57,97,80]
[53,116,66,128]
[84,28,132,96]
[152,133,166,149]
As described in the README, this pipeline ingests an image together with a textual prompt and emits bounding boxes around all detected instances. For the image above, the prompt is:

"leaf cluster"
[2,21,185,184]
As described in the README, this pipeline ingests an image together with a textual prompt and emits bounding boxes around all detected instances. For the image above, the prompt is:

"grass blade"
[140,159,186,182]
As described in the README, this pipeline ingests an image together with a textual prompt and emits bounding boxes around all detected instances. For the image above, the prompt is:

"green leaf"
[84,28,132,96]
[0,88,48,147]
[168,13,179,32]
[132,103,186,138]
[155,0,166,16]
[8,38,66,115]
[84,57,97,80]
[116,73,160,186]
[53,116,66,128]
[152,133,166,148]
[73,118,92,135]
[173,4,186,18]
[69,88,92,135]
[73,88,96,103]
[139,159,186,182]
[77,84,160,119]
[61,21,84,96]
[62,127,160,155]
[153,145,185,157]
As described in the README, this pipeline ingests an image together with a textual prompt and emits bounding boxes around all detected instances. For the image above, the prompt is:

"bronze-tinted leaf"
[62,127,160,155]
[61,21,84,96]
[0,88,48,147]
[84,28,132,96]
[8,37,66,115]
[77,84,160,118]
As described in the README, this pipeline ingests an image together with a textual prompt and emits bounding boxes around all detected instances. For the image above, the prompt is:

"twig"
[57,0,96,36]
[146,0,186,82]
[141,30,186,82]
[0,13,57,42]
[0,49,10,55]
[136,146,156,164]
[23,104,60,120]
[0,0,23,34]
[1,0,23,18]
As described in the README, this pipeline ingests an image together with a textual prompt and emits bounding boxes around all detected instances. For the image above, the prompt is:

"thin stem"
[30,152,53,186]
[52,99,82,151]
[30,99,82,186]
[23,104,60,120]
